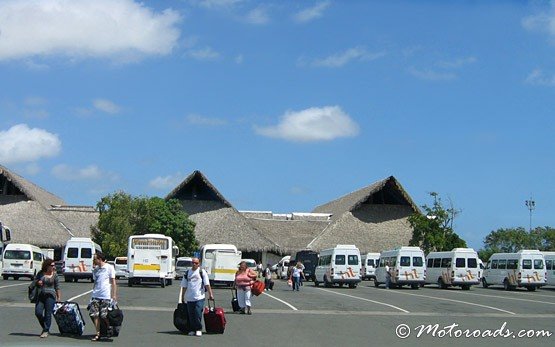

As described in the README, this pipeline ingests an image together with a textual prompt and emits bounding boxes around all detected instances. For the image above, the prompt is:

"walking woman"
[234,261,257,314]
[34,259,61,338]
[291,262,305,291]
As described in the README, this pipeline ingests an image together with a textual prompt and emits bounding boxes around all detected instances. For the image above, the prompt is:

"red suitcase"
[203,299,226,334]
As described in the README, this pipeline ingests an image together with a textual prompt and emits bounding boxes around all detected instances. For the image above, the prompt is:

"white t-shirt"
[92,263,115,299]
[180,268,210,302]
[292,267,303,278]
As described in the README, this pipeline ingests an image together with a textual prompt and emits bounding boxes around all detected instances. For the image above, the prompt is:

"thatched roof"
[166,170,232,207]
[0,164,65,209]
[49,206,99,239]
[312,176,419,218]
[0,201,72,248]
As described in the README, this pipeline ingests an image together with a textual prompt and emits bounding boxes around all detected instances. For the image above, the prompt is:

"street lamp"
[525,197,535,232]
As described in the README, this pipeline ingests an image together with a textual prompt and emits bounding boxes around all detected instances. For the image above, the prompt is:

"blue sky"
[1,0,554,250]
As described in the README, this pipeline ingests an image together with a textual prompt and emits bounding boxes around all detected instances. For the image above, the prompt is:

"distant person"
[291,262,305,291]
[34,259,61,338]
[235,261,257,314]
[256,262,263,278]
[89,252,117,341]
[181,257,213,337]
[264,263,273,291]
[385,262,391,289]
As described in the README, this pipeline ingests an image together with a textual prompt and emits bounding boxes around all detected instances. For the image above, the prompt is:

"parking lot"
[0,277,553,347]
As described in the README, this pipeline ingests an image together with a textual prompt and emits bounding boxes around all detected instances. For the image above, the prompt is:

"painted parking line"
[68,289,93,302]
[457,291,555,306]
[262,292,298,311]
[315,287,410,313]
[360,287,515,315]
[0,282,29,289]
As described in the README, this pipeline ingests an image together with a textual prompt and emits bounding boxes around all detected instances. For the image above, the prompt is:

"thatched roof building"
[0,165,98,252]
[166,171,278,252]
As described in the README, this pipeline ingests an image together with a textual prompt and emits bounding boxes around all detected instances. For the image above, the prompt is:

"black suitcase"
[231,289,241,312]
[173,303,191,333]
[53,301,86,336]
[99,304,124,337]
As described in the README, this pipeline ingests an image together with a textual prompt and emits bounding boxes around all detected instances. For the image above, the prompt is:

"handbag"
[251,280,265,296]
[28,280,40,303]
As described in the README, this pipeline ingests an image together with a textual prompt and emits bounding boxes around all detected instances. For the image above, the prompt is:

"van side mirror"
[4,227,10,241]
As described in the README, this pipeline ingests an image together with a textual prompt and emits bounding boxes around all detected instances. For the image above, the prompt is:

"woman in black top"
[34,259,61,338]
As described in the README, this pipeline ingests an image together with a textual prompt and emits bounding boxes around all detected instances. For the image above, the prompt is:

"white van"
[375,246,426,289]
[200,244,241,286]
[63,237,102,283]
[114,256,128,279]
[2,243,44,280]
[175,256,193,279]
[127,234,179,287]
[425,248,480,290]
[277,256,291,279]
[543,252,555,286]
[482,250,546,291]
[361,252,380,281]
[314,244,362,288]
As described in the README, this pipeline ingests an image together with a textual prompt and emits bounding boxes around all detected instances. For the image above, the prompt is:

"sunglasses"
[49,264,56,267]
[192,262,199,265]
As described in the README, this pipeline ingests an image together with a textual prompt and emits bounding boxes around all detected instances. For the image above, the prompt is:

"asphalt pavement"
[0,276,554,347]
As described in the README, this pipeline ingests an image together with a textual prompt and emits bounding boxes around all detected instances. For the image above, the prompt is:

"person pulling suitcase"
[180,257,214,337]
[88,252,117,342]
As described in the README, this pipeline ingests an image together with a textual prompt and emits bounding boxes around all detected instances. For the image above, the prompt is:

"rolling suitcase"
[99,303,124,337]
[53,301,86,336]
[174,287,191,334]
[203,299,226,334]
[231,289,241,312]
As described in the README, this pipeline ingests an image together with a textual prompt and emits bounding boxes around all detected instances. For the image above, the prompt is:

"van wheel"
[411,284,419,289]
[314,280,319,287]
[503,279,511,291]
[526,286,536,292]
[2,275,8,280]
[168,279,173,286]
[64,276,71,283]
[437,278,447,289]
[461,285,470,291]
[481,278,489,288]
[324,276,332,288]
[161,279,166,288]
[13,276,19,280]
[348,284,356,289]
[374,280,380,288]
[73,277,78,283]
[127,279,133,287]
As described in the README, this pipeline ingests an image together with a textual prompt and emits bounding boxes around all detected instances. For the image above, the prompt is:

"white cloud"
[255,106,360,142]
[0,124,61,164]
[309,47,386,68]
[149,173,184,190]
[293,1,331,23]
[0,0,181,62]
[246,6,270,25]
[52,164,117,181]
[93,99,121,115]
[186,114,227,126]
[187,47,221,61]
[525,69,555,86]
[408,67,456,81]
[438,56,477,69]
[235,54,244,64]
[195,0,244,9]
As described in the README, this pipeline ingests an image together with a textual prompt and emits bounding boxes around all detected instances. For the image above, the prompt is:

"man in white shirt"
[180,258,213,337]
[89,252,117,341]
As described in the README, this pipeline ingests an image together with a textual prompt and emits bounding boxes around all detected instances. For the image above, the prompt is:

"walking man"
[181,258,214,337]
[89,252,117,341]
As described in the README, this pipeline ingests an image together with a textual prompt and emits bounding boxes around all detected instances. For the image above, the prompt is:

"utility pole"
[525,197,535,232]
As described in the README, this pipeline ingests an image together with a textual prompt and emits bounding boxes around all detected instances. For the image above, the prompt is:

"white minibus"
[375,246,426,289]
[277,255,292,279]
[2,243,43,280]
[127,234,179,288]
[361,252,380,281]
[63,237,102,283]
[543,252,555,286]
[425,248,480,290]
[314,244,362,288]
[199,244,241,286]
[482,250,546,291]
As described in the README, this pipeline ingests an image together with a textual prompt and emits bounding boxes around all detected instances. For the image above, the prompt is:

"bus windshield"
[131,238,169,249]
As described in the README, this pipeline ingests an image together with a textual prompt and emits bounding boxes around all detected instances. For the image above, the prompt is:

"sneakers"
[187,331,195,336]
[195,330,202,337]
[39,332,48,338]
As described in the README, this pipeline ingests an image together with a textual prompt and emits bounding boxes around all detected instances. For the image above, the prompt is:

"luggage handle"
[207,298,216,311]
[231,288,237,299]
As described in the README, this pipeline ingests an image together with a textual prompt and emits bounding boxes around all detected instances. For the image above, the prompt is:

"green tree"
[479,226,555,261]
[408,192,467,254]
[93,191,197,258]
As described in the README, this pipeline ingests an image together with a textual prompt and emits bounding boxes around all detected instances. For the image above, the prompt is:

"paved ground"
[0,277,554,347]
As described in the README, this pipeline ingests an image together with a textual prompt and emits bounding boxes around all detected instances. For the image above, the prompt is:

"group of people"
[32,252,117,341]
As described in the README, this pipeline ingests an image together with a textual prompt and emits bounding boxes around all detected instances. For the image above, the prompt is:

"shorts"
[88,298,111,319]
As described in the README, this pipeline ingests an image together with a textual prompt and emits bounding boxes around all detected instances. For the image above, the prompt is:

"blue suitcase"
[53,301,86,336]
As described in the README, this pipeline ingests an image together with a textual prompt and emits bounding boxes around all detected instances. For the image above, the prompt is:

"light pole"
[525,197,535,232]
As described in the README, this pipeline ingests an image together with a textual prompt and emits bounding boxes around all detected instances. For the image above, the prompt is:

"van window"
[115,258,128,265]
[335,255,346,265]
[67,247,79,258]
[319,255,332,266]
[81,248,92,258]
[497,259,507,270]
[348,255,358,265]
[433,258,441,268]
[205,250,215,259]
[4,250,31,260]
[427,258,433,267]
[400,256,410,267]
[507,259,518,270]
[176,259,192,267]
[367,259,375,267]
[534,259,544,270]
[455,258,465,268]
[441,258,452,268]
[491,260,498,269]
[413,257,423,267]
[546,260,553,271]
[467,258,477,268]
[522,259,532,270]
[33,252,43,261]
